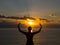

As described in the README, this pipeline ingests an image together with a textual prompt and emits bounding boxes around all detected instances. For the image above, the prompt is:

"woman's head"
[28,26,32,32]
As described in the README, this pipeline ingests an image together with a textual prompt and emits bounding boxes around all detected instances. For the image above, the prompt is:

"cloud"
[49,14,56,17]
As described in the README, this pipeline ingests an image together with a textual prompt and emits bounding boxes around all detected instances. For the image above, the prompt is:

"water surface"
[0,28,60,45]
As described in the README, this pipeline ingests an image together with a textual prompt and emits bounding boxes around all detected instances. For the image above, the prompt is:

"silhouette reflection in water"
[18,23,42,45]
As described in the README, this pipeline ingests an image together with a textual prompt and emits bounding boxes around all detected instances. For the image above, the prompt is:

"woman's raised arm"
[17,23,26,34]
[32,24,42,35]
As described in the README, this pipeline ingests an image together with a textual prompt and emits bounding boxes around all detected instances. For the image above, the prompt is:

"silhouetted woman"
[18,23,42,45]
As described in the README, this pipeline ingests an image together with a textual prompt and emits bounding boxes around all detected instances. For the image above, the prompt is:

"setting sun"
[28,21,34,25]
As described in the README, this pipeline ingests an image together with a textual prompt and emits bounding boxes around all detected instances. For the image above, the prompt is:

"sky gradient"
[0,0,60,20]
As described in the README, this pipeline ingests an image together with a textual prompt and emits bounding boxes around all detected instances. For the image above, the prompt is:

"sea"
[0,28,60,45]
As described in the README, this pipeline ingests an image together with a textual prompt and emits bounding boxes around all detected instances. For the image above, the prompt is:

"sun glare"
[18,18,47,27]
[22,18,41,27]
[28,21,34,25]
[31,30,33,32]
[26,19,35,26]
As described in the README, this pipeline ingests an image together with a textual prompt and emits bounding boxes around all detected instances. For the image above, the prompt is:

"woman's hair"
[28,26,32,31]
